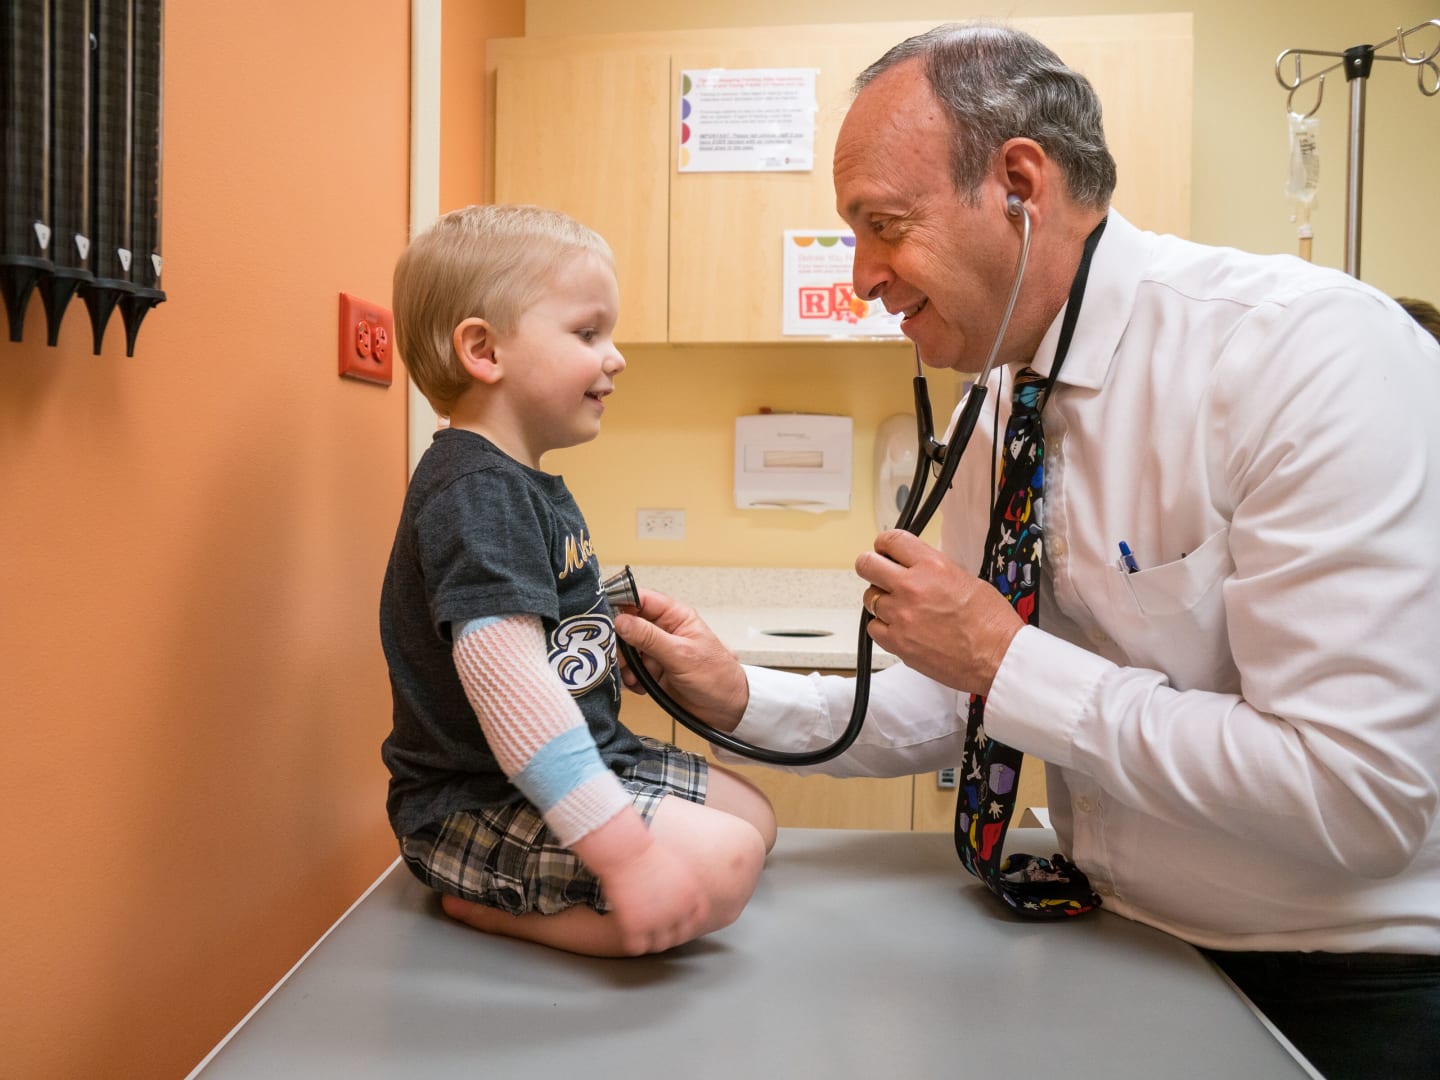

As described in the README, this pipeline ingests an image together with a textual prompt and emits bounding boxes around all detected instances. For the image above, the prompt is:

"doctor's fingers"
[883,558,983,631]
[615,606,738,680]
[634,586,701,631]
[868,576,1024,696]
[856,539,913,591]
[614,610,679,663]
[873,529,940,568]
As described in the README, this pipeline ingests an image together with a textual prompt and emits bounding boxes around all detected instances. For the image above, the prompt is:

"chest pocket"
[1102,526,1239,692]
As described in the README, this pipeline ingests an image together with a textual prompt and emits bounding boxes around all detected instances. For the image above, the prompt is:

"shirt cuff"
[983,625,1116,768]
[726,665,829,752]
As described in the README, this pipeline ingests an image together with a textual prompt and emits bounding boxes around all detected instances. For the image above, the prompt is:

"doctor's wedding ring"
[864,588,884,622]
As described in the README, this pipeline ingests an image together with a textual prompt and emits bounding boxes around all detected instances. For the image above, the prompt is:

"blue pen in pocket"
[1118,541,1140,574]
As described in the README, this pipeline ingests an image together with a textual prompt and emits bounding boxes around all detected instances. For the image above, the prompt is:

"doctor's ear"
[453,318,502,384]
[996,138,1046,210]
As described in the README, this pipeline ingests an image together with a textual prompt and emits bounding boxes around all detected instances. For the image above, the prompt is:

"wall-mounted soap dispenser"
[874,414,916,530]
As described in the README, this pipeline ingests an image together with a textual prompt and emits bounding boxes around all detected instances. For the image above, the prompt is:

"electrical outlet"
[936,768,958,790]
[637,508,685,540]
[338,292,394,386]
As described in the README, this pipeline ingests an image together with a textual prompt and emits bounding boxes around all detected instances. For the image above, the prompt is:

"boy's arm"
[453,616,708,950]
[453,614,634,848]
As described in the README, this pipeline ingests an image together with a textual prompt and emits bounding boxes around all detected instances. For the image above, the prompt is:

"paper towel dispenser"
[735,413,852,512]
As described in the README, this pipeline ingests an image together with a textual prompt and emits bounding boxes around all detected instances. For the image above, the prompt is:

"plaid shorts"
[399,737,708,916]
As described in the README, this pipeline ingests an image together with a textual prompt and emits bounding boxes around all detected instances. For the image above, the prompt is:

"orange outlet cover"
[338,292,394,386]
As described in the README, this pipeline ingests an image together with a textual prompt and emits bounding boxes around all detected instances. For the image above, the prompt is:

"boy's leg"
[440,892,634,956]
[704,764,778,852]
[442,794,765,956]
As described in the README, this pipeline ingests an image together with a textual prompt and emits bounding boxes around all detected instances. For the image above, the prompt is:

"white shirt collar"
[1027,209,1150,392]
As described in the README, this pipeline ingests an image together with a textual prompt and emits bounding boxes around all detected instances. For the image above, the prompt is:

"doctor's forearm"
[726,662,969,778]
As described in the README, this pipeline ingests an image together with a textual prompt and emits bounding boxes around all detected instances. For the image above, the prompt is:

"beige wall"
[526,0,1439,569]
[0,2,511,1076]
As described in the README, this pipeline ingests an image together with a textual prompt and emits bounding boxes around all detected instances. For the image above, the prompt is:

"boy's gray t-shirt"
[380,428,641,838]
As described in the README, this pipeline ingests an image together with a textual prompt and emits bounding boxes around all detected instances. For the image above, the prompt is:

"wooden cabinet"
[488,16,1192,345]
[619,674,1047,832]
[492,47,671,343]
[667,42,880,343]
[618,683,677,743]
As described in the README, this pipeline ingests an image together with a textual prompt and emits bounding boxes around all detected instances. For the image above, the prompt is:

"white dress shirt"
[735,212,1440,954]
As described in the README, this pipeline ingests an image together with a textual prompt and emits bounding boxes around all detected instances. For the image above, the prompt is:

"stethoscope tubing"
[618,199,1032,766]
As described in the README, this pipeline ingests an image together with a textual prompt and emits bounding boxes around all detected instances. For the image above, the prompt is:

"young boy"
[380,204,775,957]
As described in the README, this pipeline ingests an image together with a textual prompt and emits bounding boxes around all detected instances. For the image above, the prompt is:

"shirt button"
[1089,628,1111,646]
[1075,796,1096,814]
[1050,536,1067,559]
[1097,884,1114,897]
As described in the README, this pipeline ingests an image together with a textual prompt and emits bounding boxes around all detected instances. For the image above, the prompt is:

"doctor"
[615,22,1440,1080]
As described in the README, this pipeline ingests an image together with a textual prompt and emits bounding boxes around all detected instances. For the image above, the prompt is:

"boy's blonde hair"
[392,204,614,414]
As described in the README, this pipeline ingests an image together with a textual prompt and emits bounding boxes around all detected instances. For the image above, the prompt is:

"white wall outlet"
[636,508,686,541]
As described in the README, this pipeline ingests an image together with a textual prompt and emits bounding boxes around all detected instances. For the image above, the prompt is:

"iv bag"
[1286,114,1320,209]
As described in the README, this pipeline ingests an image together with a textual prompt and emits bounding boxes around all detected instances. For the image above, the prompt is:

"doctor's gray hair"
[855,23,1117,209]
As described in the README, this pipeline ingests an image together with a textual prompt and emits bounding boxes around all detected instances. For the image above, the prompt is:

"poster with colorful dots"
[678,68,817,172]
[782,230,904,338]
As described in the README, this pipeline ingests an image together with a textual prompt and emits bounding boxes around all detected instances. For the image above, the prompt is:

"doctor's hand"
[856,530,1024,698]
[613,587,749,732]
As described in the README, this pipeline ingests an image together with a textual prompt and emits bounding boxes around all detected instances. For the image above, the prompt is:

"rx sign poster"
[782,231,904,338]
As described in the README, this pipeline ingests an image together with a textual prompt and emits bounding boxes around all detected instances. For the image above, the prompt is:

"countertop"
[608,565,896,671]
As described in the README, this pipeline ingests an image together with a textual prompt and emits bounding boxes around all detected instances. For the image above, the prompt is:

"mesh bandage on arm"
[452,614,631,847]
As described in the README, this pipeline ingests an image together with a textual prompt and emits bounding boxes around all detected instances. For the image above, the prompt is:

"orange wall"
[442,0,525,211]
[0,3,411,1076]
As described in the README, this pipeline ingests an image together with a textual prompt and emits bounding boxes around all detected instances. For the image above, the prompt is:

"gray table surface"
[195,828,1313,1079]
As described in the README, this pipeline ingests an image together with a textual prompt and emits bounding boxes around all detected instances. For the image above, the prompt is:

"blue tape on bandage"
[455,615,504,639]
[512,726,610,813]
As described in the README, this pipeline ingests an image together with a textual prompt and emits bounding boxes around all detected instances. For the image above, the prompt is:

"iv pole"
[1275,19,1440,278]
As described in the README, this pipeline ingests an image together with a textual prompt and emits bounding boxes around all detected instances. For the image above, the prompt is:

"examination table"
[192,828,1316,1078]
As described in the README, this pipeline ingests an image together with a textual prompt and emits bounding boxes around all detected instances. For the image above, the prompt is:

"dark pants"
[1203,949,1440,1080]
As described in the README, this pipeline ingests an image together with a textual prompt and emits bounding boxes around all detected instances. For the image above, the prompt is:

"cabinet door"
[672,725,916,830]
[668,43,881,343]
[493,16,1190,346]
[492,49,672,343]
[619,687,675,743]
[662,667,915,830]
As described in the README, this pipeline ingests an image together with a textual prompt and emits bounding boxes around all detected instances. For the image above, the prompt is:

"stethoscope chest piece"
[600,565,639,610]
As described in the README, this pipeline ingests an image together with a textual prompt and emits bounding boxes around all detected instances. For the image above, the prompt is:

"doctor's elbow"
[1321,784,1437,879]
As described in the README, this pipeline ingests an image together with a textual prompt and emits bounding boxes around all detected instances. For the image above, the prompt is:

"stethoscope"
[601,195,1033,765]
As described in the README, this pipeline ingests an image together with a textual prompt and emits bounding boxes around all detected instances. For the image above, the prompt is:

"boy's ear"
[453,318,503,385]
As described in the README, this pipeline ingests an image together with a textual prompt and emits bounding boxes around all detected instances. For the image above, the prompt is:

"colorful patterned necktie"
[953,217,1108,919]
